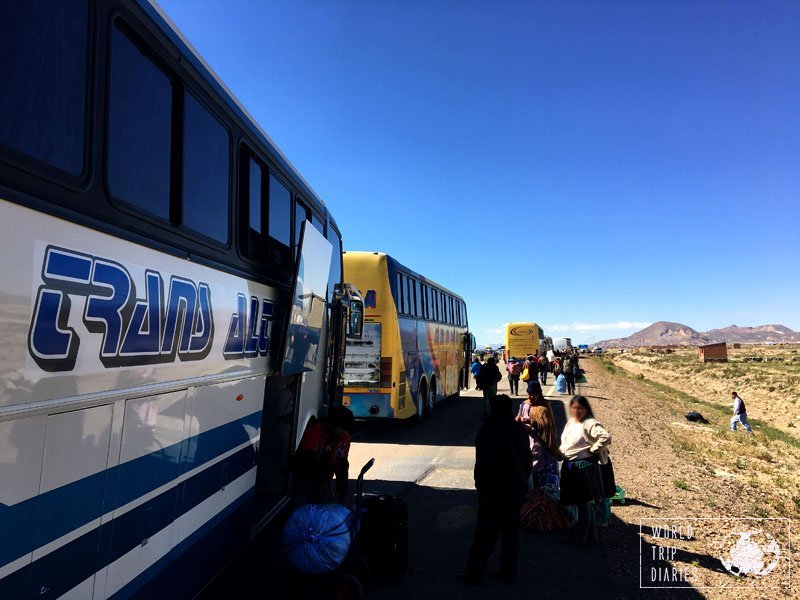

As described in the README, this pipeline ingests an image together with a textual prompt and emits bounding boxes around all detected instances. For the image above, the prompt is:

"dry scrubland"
[609,345,800,434]
[598,347,800,520]
[582,357,797,597]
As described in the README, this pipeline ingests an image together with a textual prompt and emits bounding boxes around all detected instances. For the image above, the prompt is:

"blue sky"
[160,0,800,345]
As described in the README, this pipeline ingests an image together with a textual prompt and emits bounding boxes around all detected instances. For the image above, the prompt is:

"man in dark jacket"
[459,395,532,585]
[475,357,502,415]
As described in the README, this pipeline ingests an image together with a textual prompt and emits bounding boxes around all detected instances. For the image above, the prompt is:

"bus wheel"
[426,377,437,417]
[416,379,428,421]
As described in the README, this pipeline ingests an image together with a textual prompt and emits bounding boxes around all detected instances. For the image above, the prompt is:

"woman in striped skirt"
[559,396,611,545]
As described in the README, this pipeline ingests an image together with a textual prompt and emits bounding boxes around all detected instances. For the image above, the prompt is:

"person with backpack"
[730,391,754,434]
[552,357,562,378]
[507,357,522,396]
[459,395,532,586]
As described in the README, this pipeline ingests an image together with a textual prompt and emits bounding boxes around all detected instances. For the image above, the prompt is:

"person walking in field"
[476,357,502,415]
[730,391,754,435]
[559,396,612,545]
[507,357,522,396]
[459,395,532,586]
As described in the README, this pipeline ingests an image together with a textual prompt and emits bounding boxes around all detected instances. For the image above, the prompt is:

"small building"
[699,342,728,363]
[731,343,741,349]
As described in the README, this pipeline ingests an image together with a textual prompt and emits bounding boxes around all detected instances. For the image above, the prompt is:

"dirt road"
[349,358,795,599]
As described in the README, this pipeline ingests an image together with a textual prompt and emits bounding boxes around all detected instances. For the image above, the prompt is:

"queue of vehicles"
[0,1,472,597]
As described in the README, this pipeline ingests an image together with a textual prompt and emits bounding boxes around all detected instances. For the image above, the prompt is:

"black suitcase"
[358,493,408,579]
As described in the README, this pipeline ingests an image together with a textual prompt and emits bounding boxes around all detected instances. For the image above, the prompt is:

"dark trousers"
[565,372,575,394]
[540,370,547,385]
[466,493,522,579]
[508,375,520,395]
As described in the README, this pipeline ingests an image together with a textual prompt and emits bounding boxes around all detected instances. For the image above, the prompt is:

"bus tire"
[415,378,428,421]
[426,376,437,417]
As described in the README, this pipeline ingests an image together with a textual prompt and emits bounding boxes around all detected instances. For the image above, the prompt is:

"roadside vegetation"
[595,351,800,518]
[605,345,800,432]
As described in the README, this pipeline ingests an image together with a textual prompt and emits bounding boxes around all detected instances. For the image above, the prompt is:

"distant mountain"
[703,324,800,344]
[597,321,708,348]
[596,321,800,347]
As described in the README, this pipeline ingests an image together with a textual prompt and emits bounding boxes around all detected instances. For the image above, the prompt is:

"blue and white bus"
[0,1,362,598]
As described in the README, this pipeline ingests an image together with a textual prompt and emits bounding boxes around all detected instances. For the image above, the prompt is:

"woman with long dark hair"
[559,396,611,545]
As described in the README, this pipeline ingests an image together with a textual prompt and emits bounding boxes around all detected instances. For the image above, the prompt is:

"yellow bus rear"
[504,322,543,360]
[342,252,470,420]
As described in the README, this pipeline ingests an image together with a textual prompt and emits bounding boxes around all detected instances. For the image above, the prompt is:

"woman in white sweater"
[559,396,612,545]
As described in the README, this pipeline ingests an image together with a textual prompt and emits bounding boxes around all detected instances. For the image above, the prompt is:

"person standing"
[515,392,533,422]
[291,406,355,504]
[539,353,549,385]
[476,357,502,415]
[564,354,576,395]
[459,395,532,586]
[559,396,611,545]
[471,357,483,390]
[552,356,562,379]
[730,391,754,434]
[507,357,522,396]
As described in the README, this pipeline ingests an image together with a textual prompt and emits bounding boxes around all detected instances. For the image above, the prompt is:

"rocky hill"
[703,324,800,344]
[597,321,800,347]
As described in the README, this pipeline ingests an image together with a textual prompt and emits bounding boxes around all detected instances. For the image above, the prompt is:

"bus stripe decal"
[0,448,257,598]
[0,410,261,569]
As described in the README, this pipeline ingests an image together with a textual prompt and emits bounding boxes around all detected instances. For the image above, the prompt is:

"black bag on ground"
[685,411,709,424]
[358,493,408,579]
[600,458,616,498]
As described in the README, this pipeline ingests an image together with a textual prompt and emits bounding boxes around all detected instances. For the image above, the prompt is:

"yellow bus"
[342,252,471,420]
[504,322,546,360]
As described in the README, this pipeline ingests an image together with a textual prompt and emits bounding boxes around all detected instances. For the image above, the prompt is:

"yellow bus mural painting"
[343,252,471,420]
[504,322,546,360]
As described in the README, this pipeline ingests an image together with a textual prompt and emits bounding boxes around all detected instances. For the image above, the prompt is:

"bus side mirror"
[348,297,364,339]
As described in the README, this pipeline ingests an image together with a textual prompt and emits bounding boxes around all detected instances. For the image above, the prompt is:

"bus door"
[255,222,333,525]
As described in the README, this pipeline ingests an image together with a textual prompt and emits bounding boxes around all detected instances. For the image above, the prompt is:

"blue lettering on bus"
[222,294,273,359]
[27,245,275,372]
[364,290,376,309]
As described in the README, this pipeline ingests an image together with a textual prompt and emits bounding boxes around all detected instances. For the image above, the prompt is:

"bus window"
[415,281,423,318]
[108,24,172,220]
[327,226,342,302]
[0,0,88,175]
[294,200,309,245]
[420,284,427,319]
[426,286,432,320]
[311,213,325,235]
[404,275,411,316]
[182,92,229,243]
[248,158,262,233]
[396,273,405,314]
[269,174,292,247]
[436,291,442,322]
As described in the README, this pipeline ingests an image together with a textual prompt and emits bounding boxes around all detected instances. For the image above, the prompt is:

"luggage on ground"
[359,493,409,578]
[282,504,355,575]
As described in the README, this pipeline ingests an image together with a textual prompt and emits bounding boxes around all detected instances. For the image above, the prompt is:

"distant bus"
[0,1,362,598]
[343,252,471,420]
[504,322,545,360]
[554,337,574,352]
